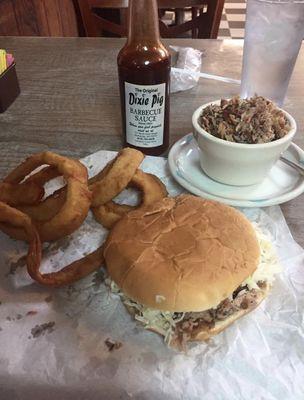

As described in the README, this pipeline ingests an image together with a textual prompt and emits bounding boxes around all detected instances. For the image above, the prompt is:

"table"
[0,37,303,246]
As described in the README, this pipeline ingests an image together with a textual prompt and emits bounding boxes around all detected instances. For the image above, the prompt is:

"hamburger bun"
[104,195,260,312]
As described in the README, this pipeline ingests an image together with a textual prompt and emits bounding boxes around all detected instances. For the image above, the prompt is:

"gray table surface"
[0,37,303,246]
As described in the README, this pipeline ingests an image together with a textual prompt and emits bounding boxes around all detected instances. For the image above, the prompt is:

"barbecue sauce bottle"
[117,0,170,156]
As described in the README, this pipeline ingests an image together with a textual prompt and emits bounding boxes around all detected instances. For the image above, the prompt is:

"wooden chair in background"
[0,0,79,36]
[75,0,225,39]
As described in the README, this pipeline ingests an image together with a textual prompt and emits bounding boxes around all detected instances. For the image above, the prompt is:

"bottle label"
[125,82,166,148]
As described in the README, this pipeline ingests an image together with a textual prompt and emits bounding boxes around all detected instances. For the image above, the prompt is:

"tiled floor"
[218,0,246,39]
[163,0,247,39]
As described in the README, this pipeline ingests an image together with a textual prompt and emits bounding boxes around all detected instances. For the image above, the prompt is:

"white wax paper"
[0,150,303,400]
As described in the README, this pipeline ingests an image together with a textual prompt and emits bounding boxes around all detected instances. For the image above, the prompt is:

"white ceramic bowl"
[192,100,297,186]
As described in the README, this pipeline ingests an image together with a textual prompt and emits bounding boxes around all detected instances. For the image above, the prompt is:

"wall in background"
[0,0,79,36]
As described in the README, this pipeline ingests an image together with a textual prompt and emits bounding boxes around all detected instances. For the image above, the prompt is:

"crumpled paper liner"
[0,150,303,400]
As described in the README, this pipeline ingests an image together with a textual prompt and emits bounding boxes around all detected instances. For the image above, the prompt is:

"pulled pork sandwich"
[104,195,281,348]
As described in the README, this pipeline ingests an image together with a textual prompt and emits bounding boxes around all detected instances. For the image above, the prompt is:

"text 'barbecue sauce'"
[117,0,171,156]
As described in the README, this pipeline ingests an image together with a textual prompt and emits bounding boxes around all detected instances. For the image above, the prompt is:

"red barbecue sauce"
[117,0,171,156]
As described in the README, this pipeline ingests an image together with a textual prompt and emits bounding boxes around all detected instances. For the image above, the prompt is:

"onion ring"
[12,159,118,224]
[0,182,44,206]
[90,148,144,207]
[27,245,105,287]
[0,189,66,240]
[0,201,104,287]
[88,158,115,186]
[0,201,42,273]
[14,160,115,223]
[1,152,91,242]
[5,166,65,223]
[24,165,60,186]
[92,203,133,229]
[92,170,168,229]
[17,188,66,222]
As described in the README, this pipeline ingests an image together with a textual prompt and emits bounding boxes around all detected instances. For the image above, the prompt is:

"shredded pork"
[198,96,290,144]
[172,284,261,347]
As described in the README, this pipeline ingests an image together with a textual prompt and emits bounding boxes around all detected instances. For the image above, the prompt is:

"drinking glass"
[241,0,304,105]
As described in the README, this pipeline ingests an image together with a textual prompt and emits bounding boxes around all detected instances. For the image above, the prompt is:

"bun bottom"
[192,286,268,342]
[125,285,269,348]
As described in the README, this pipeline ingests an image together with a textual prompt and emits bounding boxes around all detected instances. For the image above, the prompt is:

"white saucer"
[168,134,304,207]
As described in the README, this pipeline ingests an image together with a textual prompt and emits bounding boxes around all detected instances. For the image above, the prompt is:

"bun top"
[104,195,260,312]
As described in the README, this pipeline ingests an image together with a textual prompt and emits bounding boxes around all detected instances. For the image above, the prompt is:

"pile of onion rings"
[0,148,168,287]
[1,152,91,242]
